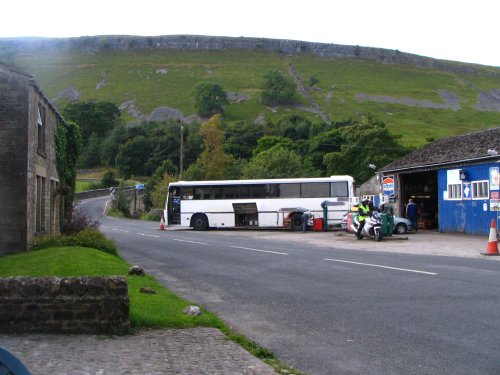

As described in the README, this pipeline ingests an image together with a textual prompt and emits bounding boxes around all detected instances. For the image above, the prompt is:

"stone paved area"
[1,328,277,375]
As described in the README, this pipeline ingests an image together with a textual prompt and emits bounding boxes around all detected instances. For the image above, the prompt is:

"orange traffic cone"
[481,219,499,256]
[159,218,165,231]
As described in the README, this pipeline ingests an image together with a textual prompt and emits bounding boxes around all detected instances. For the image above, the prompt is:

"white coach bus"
[165,176,356,231]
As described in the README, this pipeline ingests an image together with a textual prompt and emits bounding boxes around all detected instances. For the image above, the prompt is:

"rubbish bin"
[381,212,394,237]
[313,218,323,231]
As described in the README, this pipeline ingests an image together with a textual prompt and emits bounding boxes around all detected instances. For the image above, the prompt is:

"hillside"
[1,35,499,147]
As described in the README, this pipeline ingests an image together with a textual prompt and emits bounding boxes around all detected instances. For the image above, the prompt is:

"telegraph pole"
[179,120,184,180]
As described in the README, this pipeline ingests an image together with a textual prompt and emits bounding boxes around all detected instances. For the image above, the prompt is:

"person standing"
[356,200,371,239]
[406,198,419,232]
[302,211,312,232]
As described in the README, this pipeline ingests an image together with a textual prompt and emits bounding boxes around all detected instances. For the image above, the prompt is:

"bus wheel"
[290,213,303,231]
[192,214,209,231]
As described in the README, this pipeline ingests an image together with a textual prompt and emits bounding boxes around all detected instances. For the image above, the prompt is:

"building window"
[36,176,46,232]
[37,104,46,155]
[471,180,489,199]
[447,183,462,200]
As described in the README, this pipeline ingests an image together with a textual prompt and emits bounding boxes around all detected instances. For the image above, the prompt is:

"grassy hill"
[2,35,499,147]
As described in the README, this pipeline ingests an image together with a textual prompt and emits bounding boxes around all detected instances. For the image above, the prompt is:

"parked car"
[342,211,413,234]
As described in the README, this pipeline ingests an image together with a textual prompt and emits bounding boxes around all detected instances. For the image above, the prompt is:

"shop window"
[471,180,489,199]
[447,183,462,200]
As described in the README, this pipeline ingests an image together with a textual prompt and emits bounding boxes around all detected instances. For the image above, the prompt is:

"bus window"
[193,186,211,200]
[222,185,239,199]
[279,183,300,198]
[331,182,348,197]
[181,187,193,200]
[301,182,329,198]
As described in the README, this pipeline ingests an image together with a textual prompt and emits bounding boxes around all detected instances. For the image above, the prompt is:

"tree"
[223,122,263,159]
[184,115,235,180]
[194,82,228,117]
[323,119,408,184]
[115,136,152,179]
[261,69,297,106]
[252,136,294,157]
[243,145,304,179]
[62,101,121,141]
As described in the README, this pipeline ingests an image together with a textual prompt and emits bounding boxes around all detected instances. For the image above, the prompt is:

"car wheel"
[192,214,209,231]
[394,223,407,234]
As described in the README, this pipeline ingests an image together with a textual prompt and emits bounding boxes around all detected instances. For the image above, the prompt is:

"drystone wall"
[0,276,130,334]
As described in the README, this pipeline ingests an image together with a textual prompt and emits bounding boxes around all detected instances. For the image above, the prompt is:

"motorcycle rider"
[356,199,371,239]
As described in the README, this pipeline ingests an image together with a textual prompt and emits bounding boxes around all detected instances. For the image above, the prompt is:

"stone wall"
[0,276,130,334]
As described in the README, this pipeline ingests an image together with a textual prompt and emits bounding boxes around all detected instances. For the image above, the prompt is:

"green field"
[5,42,500,148]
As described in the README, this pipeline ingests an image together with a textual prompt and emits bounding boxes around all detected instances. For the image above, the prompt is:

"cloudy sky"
[2,0,498,67]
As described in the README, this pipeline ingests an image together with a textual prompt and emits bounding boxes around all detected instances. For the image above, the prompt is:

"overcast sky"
[2,0,499,67]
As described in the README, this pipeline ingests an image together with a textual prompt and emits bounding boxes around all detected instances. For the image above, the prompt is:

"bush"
[61,208,100,235]
[101,170,118,188]
[32,229,117,255]
[67,229,118,255]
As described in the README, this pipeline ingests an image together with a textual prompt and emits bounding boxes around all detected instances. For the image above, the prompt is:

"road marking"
[136,233,160,238]
[230,246,288,256]
[324,259,437,275]
[172,238,208,245]
[112,228,129,233]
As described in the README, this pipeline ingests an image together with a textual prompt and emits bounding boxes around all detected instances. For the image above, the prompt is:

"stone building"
[0,62,64,254]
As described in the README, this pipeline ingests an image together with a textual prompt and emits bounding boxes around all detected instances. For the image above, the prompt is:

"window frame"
[447,183,462,200]
[471,180,489,200]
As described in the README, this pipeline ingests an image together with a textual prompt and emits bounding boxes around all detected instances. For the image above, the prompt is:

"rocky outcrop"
[1,35,497,77]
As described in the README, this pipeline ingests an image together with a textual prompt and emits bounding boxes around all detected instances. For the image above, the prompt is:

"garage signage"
[382,176,395,197]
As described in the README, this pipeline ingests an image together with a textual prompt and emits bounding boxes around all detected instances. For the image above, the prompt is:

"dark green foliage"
[309,75,319,86]
[63,101,120,140]
[115,135,152,178]
[32,229,118,255]
[101,170,118,188]
[77,133,102,168]
[243,145,304,178]
[223,122,263,159]
[194,82,228,117]
[143,160,176,211]
[116,182,131,217]
[101,125,127,166]
[252,136,294,157]
[54,120,82,225]
[261,69,297,106]
[323,118,409,184]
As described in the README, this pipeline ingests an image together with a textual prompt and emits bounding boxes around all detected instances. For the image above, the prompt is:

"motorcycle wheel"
[375,229,383,242]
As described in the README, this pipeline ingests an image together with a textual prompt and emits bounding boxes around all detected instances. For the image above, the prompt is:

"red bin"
[313,218,323,231]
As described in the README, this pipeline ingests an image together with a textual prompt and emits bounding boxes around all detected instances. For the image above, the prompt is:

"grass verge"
[0,246,302,374]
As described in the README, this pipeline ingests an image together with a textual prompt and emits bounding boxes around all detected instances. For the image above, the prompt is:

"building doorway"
[399,171,438,229]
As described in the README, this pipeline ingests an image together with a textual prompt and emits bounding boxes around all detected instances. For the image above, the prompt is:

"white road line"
[136,233,160,238]
[172,238,208,245]
[230,246,288,256]
[112,228,129,233]
[324,259,438,275]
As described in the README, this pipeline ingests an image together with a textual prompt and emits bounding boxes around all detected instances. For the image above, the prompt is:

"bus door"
[168,187,181,225]
[232,203,258,227]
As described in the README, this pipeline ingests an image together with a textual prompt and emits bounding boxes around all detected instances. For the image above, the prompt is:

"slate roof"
[380,127,500,173]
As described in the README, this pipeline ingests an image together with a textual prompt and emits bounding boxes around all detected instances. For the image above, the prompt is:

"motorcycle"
[351,210,383,241]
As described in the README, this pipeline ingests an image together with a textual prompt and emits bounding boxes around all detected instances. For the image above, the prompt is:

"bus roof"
[169,176,354,187]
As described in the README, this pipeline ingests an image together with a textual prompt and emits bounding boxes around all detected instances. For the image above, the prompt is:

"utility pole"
[179,120,184,180]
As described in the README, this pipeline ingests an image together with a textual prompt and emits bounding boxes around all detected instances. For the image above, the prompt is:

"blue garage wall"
[438,162,499,236]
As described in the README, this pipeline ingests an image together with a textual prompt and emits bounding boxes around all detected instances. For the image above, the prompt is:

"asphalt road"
[80,196,500,375]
